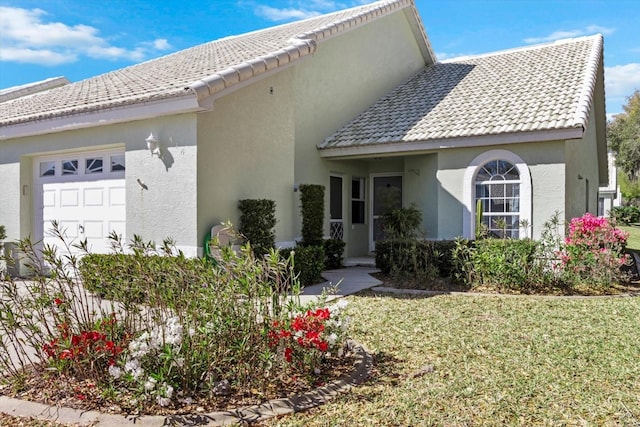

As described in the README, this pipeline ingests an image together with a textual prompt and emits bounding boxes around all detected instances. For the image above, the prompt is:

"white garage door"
[34,149,126,255]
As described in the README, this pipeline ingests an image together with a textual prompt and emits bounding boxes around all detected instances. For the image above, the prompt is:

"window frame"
[462,150,532,239]
[351,177,366,224]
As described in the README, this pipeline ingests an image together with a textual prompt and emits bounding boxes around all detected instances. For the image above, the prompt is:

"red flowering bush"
[268,302,348,377]
[560,213,630,287]
[43,313,128,380]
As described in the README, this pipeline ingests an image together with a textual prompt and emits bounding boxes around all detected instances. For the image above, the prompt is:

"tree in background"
[608,90,640,203]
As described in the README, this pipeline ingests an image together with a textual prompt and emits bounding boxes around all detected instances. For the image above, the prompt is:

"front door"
[330,175,344,240]
[370,174,402,251]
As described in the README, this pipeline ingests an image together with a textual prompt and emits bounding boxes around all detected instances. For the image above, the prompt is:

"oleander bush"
[0,221,350,412]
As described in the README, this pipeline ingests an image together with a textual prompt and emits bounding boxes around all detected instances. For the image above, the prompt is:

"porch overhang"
[318,127,585,159]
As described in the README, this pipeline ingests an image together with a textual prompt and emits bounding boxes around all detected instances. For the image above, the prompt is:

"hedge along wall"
[299,184,324,247]
[238,199,276,257]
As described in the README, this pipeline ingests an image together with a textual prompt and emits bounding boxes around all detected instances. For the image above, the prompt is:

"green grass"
[269,292,640,426]
[620,224,640,251]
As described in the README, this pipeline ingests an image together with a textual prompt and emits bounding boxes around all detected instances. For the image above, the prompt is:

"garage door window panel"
[62,160,78,175]
[86,158,103,174]
[110,155,125,172]
[40,161,55,177]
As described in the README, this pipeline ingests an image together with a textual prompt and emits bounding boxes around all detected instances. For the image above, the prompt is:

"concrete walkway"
[299,266,382,305]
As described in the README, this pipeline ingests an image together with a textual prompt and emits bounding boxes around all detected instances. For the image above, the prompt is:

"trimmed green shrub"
[299,184,325,246]
[470,238,541,291]
[79,253,211,303]
[0,225,6,240]
[280,245,325,286]
[324,238,345,270]
[238,199,276,257]
[375,239,458,280]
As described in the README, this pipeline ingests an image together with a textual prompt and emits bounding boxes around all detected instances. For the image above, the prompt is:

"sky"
[0,0,639,117]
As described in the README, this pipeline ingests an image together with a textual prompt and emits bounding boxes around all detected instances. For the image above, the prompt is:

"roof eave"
[318,127,585,159]
[188,39,317,103]
[189,0,436,103]
[0,94,204,141]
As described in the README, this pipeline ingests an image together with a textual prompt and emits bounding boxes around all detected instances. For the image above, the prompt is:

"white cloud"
[604,63,640,115]
[605,63,640,97]
[0,47,76,66]
[152,39,172,51]
[254,5,321,21]
[253,1,366,22]
[0,6,171,66]
[435,51,475,61]
[524,25,615,44]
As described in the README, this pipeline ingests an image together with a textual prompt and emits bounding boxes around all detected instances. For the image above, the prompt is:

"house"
[0,0,608,272]
[598,152,621,216]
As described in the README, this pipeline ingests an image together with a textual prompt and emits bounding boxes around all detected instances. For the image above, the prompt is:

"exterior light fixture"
[146,133,161,157]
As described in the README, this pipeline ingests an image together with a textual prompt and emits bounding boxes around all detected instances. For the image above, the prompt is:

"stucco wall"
[565,108,600,221]
[196,69,296,247]
[0,114,199,256]
[293,10,428,243]
[436,141,566,240]
[404,154,438,239]
[0,161,21,241]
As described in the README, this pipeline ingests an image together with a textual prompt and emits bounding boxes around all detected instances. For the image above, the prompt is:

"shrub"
[0,225,6,240]
[80,253,210,303]
[470,238,542,291]
[559,213,629,288]
[299,184,325,246]
[324,238,345,270]
[610,205,640,224]
[281,245,325,286]
[380,204,422,239]
[0,221,349,412]
[375,239,458,281]
[238,199,277,257]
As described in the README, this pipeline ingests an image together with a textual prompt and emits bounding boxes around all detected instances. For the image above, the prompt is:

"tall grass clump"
[0,221,350,411]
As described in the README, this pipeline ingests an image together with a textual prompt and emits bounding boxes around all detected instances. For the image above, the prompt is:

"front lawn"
[269,292,640,426]
[620,224,640,251]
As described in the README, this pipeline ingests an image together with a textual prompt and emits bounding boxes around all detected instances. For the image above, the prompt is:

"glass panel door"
[330,175,344,240]
[371,175,402,251]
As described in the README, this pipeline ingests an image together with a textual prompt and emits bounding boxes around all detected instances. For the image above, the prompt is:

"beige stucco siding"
[0,114,199,254]
[564,108,600,221]
[404,154,438,238]
[293,10,428,241]
[196,68,296,246]
[436,142,566,240]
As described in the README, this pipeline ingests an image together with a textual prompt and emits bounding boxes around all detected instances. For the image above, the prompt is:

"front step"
[343,257,376,268]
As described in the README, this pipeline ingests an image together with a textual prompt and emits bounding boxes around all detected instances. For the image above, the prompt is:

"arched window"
[462,150,531,239]
[475,160,520,238]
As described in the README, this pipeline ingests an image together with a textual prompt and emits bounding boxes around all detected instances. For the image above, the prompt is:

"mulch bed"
[0,354,357,419]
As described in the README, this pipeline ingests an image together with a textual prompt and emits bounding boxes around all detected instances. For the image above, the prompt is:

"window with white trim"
[352,177,365,224]
[475,159,521,238]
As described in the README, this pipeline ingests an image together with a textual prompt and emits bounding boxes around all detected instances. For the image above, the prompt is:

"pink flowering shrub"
[560,213,630,287]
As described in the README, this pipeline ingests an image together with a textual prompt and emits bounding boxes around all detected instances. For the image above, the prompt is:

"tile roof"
[319,34,603,152]
[0,77,70,103]
[0,0,431,128]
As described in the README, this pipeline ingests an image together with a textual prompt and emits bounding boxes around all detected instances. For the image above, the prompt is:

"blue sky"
[1,0,638,116]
